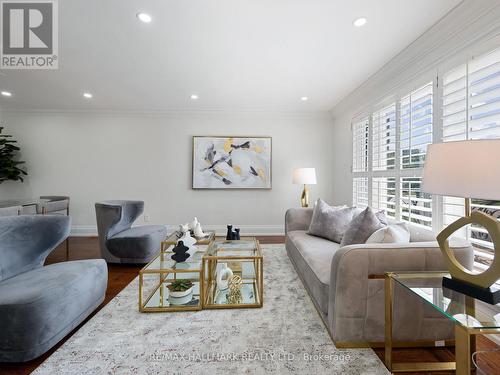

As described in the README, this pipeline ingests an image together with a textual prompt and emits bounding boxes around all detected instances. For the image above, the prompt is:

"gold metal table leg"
[455,324,471,375]
[385,273,394,371]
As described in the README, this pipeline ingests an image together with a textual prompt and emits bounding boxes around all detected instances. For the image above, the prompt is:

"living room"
[1,0,500,374]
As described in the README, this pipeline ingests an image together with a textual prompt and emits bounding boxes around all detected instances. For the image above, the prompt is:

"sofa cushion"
[366,222,410,244]
[286,230,341,314]
[308,199,355,243]
[106,225,166,260]
[0,259,107,362]
[340,207,387,247]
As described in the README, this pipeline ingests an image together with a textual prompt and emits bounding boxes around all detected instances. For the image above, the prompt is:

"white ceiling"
[0,0,461,112]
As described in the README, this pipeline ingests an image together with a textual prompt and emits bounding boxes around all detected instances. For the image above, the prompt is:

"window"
[372,104,396,171]
[351,43,499,273]
[352,82,434,230]
[400,83,433,169]
[372,177,396,218]
[352,117,369,173]
[400,177,432,228]
[353,177,369,208]
[442,47,500,270]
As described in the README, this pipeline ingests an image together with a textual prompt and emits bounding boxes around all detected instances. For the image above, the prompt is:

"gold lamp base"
[437,205,500,304]
[300,184,309,207]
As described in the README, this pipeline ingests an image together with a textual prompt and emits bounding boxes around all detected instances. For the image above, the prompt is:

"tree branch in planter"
[0,126,27,183]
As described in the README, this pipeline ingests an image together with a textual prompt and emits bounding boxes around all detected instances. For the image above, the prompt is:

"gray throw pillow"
[340,207,387,247]
[308,199,357,243]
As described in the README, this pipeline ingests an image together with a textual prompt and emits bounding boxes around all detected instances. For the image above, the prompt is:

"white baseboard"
[71,224,284,237]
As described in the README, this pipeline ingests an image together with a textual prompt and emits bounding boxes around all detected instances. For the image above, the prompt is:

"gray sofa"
[0,216,107,362]
[285,208,474,347]
[95,200,167,264]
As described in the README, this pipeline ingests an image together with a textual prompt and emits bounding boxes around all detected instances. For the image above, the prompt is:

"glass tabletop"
[143,249,205,272]
[392,272,500,330]
[162,230,215,245]
[206,238,261,257]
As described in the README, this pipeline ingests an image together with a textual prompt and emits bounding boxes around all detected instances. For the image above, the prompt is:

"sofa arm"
[328,238,474,344]
[285,208,314,234]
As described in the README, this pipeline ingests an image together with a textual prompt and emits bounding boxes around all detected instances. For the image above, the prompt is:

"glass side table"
[139,248,206,312]
[385,271,500,374]
[202,237,263,309]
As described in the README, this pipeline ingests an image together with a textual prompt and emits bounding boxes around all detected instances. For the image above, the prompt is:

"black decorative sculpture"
[171,241,190,262]
[226,225,241,240]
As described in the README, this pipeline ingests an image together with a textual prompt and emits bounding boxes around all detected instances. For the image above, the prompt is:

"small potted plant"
[167,279,194,305]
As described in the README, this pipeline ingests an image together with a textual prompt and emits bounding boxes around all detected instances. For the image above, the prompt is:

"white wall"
[330,0,500,206]
[0,110,333,235]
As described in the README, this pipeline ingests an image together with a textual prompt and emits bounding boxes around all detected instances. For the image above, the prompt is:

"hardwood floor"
[1,236,499,375]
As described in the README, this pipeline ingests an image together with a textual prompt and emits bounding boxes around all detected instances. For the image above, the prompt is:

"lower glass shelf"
[141,281,202,312]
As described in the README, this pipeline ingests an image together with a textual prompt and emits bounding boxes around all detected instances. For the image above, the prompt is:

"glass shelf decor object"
[202,237,263,309]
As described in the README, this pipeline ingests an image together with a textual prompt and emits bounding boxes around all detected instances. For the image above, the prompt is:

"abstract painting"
[192,136,272,189]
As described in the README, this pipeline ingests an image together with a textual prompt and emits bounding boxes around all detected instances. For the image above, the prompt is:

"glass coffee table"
[385,271,500,374]
[139,235,263,312]
[202,237,263,309]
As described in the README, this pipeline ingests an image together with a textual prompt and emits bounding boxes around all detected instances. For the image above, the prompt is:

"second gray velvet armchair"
[95,200,167,264]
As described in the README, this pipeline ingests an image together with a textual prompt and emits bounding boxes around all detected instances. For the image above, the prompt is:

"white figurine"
[193,222,206,238]
[216,263,234,291]
[188,217,199,231]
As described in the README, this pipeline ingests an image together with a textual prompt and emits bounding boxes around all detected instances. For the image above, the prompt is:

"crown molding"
[0,107,333,121]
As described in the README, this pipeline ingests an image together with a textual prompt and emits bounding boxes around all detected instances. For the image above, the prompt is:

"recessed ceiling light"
[353,17,367,27]
[301,96,308,101]
[1,91,12,97]
[83,92,93,99]
[190,94,199,100]
[137,12,152,23]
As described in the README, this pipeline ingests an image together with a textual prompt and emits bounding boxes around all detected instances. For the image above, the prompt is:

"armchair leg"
[66,238,70,260]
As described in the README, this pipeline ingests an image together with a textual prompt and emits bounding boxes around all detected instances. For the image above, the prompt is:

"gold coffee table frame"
[139,234,263,312]
[202,237,264,309]
[385,271,500,374]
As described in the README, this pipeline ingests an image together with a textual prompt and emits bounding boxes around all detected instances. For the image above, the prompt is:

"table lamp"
[422,139,500,304]
[293,168,316,207]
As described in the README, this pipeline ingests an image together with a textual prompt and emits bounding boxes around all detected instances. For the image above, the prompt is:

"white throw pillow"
[365,222,410,244]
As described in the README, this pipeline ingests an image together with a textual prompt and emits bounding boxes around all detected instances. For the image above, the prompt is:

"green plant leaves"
[0,126,27,183]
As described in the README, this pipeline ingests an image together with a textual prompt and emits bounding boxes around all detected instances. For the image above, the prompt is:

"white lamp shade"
[422,140,500,200]
[293,168,317,185]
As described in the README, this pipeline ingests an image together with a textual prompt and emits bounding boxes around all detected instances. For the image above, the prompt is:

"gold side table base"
[384,273,488,375]
[390,362,456,373]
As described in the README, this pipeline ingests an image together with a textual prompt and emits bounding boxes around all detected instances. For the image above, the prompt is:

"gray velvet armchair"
[95,200,167,264]
[0,216,107,362]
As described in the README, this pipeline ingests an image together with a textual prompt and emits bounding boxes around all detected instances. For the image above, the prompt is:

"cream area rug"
[33,245,388,374]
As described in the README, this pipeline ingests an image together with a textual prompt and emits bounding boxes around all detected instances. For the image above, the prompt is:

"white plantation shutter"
[400,83,433,169]
[442,64,467,141]
[372,177,396,218]
[372,104,396,171]
[350,41,499,277]
[352,117,369,173]
[400,177,432,228]
[441,47,500,271]
[469,47,500,140]
[353,177,368,208]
